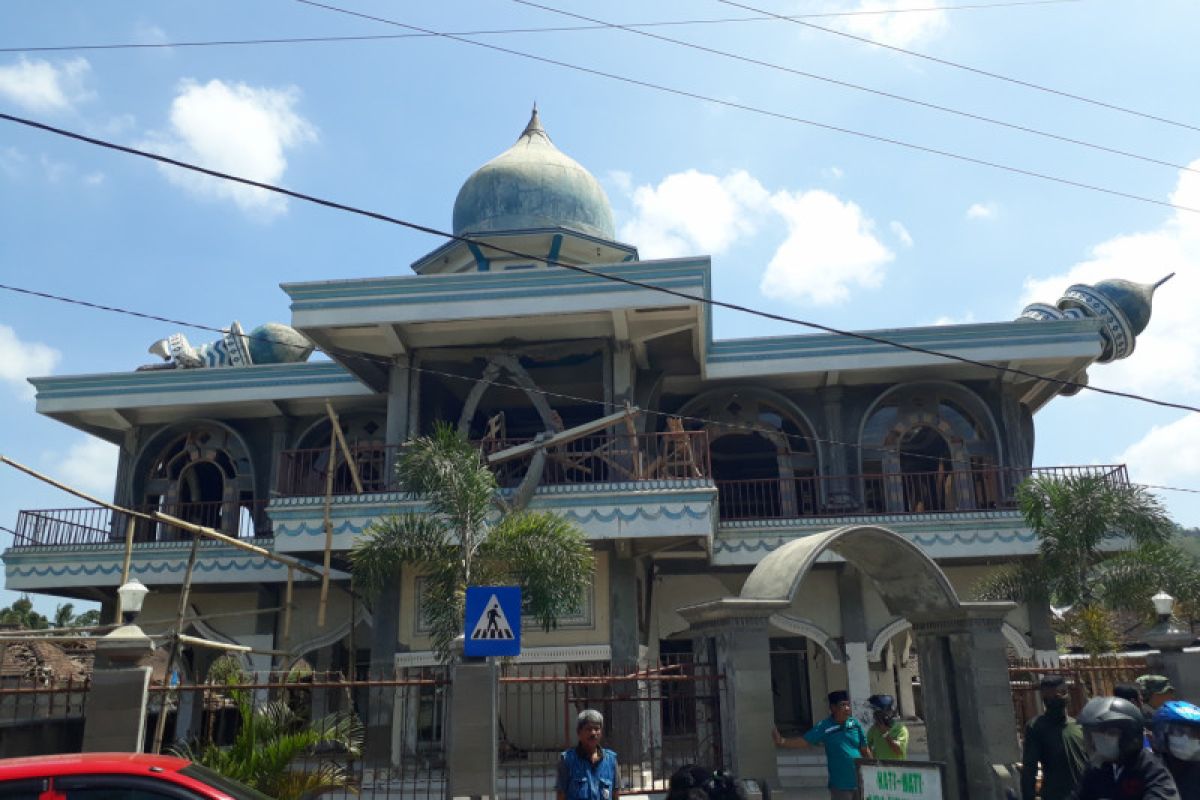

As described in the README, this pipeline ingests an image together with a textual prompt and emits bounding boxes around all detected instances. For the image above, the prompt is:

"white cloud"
[1020,156,1200,397]
[762,190,894,305]
[0,325,60,400]
[930,312,976,326]
[0,57,92,113]
[823,166,845,180]
[834,0,948,48]
[619,169,771,259]
[607,169,633,194]
[967,202,998,220]
[0,146,27,178]
[617,169,896,305]
[890,220,913,247]
[1117,414,1200,489]
[50,437,120,497]
[83,171,105,186]
[39,154,70,183]
[139,79,317,217]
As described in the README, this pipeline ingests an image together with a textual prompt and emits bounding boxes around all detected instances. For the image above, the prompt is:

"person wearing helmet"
[1021,676,1087,800]
[1074,696,1180,800]
[866,694,909,761]
[1152,701,1200,799]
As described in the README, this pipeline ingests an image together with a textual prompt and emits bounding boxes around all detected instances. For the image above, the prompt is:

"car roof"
[0,753,192,779]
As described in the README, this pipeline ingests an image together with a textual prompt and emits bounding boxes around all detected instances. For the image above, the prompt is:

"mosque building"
[2,108,1167,769]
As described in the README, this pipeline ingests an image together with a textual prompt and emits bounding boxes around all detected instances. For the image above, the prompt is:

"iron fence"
[1008,656,1147,735]
[11,501,272,548]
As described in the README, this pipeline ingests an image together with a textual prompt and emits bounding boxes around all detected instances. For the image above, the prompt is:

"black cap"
[828,690,849,706]
[868,694,896,711]
[1113,684,1141,704]
[1039,675,1067,690]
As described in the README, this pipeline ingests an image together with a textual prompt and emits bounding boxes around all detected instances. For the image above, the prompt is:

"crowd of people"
[1022,674,1199,800]
[557,674,1197,800]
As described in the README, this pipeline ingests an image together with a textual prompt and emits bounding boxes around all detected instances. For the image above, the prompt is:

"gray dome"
[452,108,615,239]
[1092,276,1169,337]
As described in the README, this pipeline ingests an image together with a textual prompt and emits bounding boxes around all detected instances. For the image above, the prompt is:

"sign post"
[464,585,522,658]
[858,760,947,800]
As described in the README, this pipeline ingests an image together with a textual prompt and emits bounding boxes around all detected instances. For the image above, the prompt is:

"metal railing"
[275,431,712,497]
[10,500,272,548]
[716,464,1129,521]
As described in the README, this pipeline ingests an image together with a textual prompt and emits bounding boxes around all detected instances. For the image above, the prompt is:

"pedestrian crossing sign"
[464,586,522,657]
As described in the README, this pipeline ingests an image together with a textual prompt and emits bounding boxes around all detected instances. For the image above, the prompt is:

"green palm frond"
[970,562,1048,603]
[350,513,453,599]
[481,511,595,633]
[397,422,496,532]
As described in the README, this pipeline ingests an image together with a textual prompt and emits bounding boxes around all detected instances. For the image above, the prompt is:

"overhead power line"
[0,109,1197,417]
[2,280,1193,502]
[513,0,1198,176]
[0,0,1084,54]
[285,0,1199,216]
[718,0,1200,135]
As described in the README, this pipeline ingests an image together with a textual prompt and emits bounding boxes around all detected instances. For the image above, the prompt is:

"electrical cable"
[0,110,1197,416]
[0,0,1085,54]
[718,0,1200,135]
[513,0,1198,176]
[284,0,1200,216]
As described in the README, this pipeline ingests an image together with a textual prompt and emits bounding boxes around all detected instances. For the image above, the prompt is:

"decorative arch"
[858,381,1005,513]
[768,613,845,663]
[676,387,823,518]
[1001,623,1034,660]
[133,421,258,540]
[291,411,390,493]
[868,617,912,662]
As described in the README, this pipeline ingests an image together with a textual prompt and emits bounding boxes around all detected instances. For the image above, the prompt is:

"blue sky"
[2,0,1199,613]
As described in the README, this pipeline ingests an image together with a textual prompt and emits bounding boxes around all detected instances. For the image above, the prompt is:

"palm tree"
[350,423,595,661]
[974,473,1199,653]
[173,656,363,800]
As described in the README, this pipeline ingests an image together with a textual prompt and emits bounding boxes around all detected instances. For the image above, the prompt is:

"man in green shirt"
[774,690,873,800]
[1021,675,1086,800]
[866,694,909,760]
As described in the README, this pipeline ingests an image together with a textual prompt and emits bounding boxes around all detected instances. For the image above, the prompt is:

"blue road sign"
[464,585,522,657]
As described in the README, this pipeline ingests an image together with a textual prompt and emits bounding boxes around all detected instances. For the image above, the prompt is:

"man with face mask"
[1074,696,1179,800]
[1152,701,1200,799]
[866,694,909,761]
[1022,676,1087,800]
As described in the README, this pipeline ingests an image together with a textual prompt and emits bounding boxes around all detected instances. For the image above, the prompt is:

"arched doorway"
[678,526,1019,800]
[675,388,821,519]
[860,383,1003,513]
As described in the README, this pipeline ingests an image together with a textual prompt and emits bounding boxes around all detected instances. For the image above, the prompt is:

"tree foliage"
[972,474,1200,654]
[350,423,595,661]
[172,655,362,800]
[0,597,101,632]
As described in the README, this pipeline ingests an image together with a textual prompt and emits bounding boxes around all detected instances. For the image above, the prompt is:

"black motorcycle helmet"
[1077,696,1145,761]
[869,694,898,724]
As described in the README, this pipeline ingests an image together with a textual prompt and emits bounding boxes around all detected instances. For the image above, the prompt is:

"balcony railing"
[274,431,712,497]
[716,464,1129,521]
[10,500,272,548]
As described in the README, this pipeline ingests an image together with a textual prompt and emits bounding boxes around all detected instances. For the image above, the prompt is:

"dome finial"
[1153,272,1175,290]
[520,104,548,142]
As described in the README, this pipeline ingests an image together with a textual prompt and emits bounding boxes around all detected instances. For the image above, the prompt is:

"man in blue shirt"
[774,690,873,800]
[558,709,620,800]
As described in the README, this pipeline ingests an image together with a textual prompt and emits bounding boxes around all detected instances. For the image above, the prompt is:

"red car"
[0,753,271,800]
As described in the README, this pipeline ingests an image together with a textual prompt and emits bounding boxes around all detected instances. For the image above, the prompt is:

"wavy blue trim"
[8,558,288,578]
[713,528,1037,554]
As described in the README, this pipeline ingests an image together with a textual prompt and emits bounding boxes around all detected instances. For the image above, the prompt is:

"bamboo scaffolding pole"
[151,532,200,754]
[485,406,639,465]
[0,455,327,581]
[318,421,338,629]
[175,633,290,657]
[326,400,363,494]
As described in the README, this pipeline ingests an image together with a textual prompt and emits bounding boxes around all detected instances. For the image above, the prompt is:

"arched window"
[292,412,389,494]
[676,389,820,519]
[139,426,256,539]
[859,384,1001,513]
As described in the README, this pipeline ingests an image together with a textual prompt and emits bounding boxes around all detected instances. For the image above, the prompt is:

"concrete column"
[820,386,855,510]
[837,566,873,723]
[609,550,643,764]
[386,356,411,447]
[446,660,498,799]
[612,344,635,409]
[1146,649,1200,704]
[912,603,1020,800]
[83,635,156,753]
[366,585,401,766]
[678,600,788,788]
[1027,596,1060,666]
